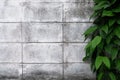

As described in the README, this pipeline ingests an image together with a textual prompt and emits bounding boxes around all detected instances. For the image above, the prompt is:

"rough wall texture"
[0,0,96,80]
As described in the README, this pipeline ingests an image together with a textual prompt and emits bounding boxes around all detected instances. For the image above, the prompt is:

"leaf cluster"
[83,0,120,80]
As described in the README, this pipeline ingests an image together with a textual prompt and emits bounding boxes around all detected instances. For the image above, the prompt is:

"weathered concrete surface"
[0,43,22,63]
[23,0,93,2]
[23,64,63,80]
[64,63,96,80]
[22,2,62,22]
[64,3,93,22]
[0,0,63,22]
[22,23,62,42]
[63,23,91,42]
[0,64,22,80]
[63,0,93,2]
[0,23,21,42]
[0,0,23,22]
[23,43,62,63]
[64,43,86,63]
[0,0,93,22]
[0,0,95,80]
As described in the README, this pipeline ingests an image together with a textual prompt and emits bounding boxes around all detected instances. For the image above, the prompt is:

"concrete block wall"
[0,0,96,80]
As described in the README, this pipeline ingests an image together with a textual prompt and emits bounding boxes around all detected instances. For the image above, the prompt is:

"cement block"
[64,63,96,80]
[23,0,63,2]
[23,64,63,80]
[0,23,21,42]
[63,23,91,42]
[64,43,86,63]
[0,0,23,22]
[23,43,62,63]
[0,43,22,63]
[0,64,22,80]
[23,0,93,2]
[22,23,62,42]
[64,0,93,2]
[22,1,62,22]
[0,0,93,22]
[64,3,93,22]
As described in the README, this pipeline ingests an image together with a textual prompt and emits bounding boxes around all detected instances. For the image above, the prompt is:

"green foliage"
[95,56,110,70]
[83,0,120,80]
[109,72,116,80]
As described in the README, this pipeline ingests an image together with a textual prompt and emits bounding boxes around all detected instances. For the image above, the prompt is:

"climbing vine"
[83,0,120,80]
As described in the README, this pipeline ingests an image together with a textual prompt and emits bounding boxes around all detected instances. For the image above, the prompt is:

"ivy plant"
[83,0,120,80]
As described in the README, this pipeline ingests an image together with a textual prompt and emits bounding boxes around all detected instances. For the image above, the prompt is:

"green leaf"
[85,42,94,57]
[117,19,120,24]
[90,12,97,19]
[94,0,106,3]
[106,34,113,44]
[83,56,89,61]
[109,72,116,80]
[116,60,120,71]
[102,57,110,69]
[112,5,120,12]
[109,19,116,27]
[105,46,118,60]
[105,45,112,54]
[114,40,120,46]
[94,1,109,10]
[85,41,91,50]
[111,48,118,60]
[114,27,120,38]
[95,56,103,70]
[110,0,117,5]
[97,41,104,54]
[91,36,102,49]
[101,24,108,33]
[102,10,114,17]
[98,72,103,80]
[95,56,110,69]
[84,26,97,36]
[100,30,106,38]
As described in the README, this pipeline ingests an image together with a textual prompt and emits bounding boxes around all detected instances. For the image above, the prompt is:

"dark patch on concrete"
[23,71,63,80]
[65,75,96,80]
[0,75,22,80]
[0,76,19,79]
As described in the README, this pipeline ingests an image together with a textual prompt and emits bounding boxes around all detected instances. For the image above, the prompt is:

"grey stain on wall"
[0,64,22,80]
[22,64,63,80]
[22,1,62,22]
